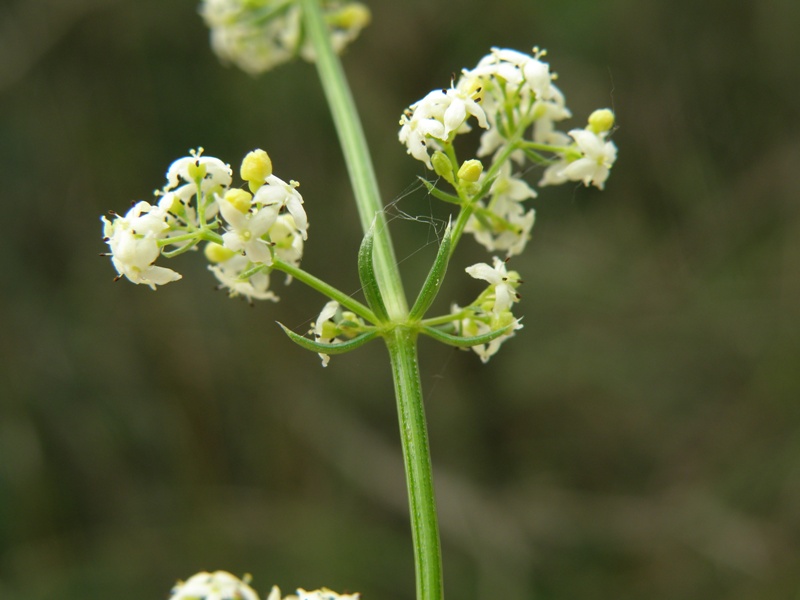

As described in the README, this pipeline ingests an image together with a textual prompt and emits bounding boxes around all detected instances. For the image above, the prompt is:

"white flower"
[270,214,305,270]
[291,588,361,600]
[170,571,259,600]
[312,300,341,367]
[465,164,537,256]
[398,111,445,169]
[465,257,521,314]
[101,201,181,289]
[219,191,279,265]
[559,128,618,190]
[161,149,231,225]
[165,151,232,193]
[254,175,308,240]
[271,586,360,600]
[207,251,278,302]
[398,82,487,169]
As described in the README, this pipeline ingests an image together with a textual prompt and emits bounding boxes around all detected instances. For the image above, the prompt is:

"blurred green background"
[2,0,800,598]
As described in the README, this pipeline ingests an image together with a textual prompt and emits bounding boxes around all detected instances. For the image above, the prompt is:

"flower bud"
[457,159,483,183]
[241,149,273,192]
[333,3,371,30]
[588,109,615,134]
[224,188,253,213]
[431,151,455,184]
[204,242,235,263]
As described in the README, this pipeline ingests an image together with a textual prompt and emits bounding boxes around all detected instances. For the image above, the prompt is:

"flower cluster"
[399,46,617,258]
[454,257,524,362]
[169,572,359,600]
[200,0,371,75]
[396,46,617,362]
[101,148,307,302]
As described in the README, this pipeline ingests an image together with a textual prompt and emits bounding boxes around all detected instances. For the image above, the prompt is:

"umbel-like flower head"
[200,0,371,75]
[398,46,617,258]
[101,148,308,302]
[170,571,259,600]
[168,572,360,600]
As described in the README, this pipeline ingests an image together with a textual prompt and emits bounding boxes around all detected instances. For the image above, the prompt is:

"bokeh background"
[2,0,799,598]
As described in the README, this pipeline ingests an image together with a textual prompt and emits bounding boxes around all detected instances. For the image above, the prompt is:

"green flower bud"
[457,159,483,183]
[431,151,455,184]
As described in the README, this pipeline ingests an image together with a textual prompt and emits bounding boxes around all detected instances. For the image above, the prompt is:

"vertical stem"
[300,3,443,599]
[299,0,407,319]
[386,327,444,600]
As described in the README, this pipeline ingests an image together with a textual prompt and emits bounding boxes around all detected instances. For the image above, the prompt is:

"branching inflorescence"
[99,1,617,598]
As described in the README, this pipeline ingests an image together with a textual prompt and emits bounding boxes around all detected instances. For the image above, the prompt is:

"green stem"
[300,0,407,320]
[385,327,444,600]
[272,257,378,324]
[300,3,443,599]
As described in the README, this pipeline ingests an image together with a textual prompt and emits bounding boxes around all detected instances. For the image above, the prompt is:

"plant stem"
[385,327,444,600]
[300,3,444,599]
[299,0,407,320]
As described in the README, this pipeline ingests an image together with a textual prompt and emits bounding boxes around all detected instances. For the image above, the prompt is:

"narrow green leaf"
[409,222,453,321]
[418,177,462,205]
[358,225,390,323]
[278,322,380,355]
[419,323,514,348]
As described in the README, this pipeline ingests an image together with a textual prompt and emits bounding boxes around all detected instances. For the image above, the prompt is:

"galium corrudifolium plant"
[99,1,617,598]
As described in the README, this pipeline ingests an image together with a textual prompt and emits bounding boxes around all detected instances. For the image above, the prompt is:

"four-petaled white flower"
[219,193,279,265]
[559,128,618,190]
[101,201,181,289]
[312,300,341,367]
[207,251,278,303]
[398,82,488,169]
[170,571,259,600]
[165,152,232,194]
[254,175,308,240]
[465,257,521,314]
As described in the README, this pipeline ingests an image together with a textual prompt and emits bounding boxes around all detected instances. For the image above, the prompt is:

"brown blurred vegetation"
[1,0,799,598]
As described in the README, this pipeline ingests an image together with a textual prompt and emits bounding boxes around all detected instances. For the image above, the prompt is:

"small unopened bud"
[224,188,253,213]
[588,109,615,134]
[334,3,371,29]
[457,159,483,183]
[204,242,235,263]
[431,151,455,184]
[240,149,273,192]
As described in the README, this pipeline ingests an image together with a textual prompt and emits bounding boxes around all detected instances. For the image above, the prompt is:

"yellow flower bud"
[588,109,615,134]
[240,149,273,192]
[457,159,483,183]
[334,3,371,29]
[204,242,235,263]
[224,188,253,213]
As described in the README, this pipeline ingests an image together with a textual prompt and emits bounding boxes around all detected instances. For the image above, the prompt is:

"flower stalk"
[300,1,444,598]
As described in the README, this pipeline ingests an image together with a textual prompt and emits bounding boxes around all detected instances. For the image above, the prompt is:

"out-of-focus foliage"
[1,0,799,599]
